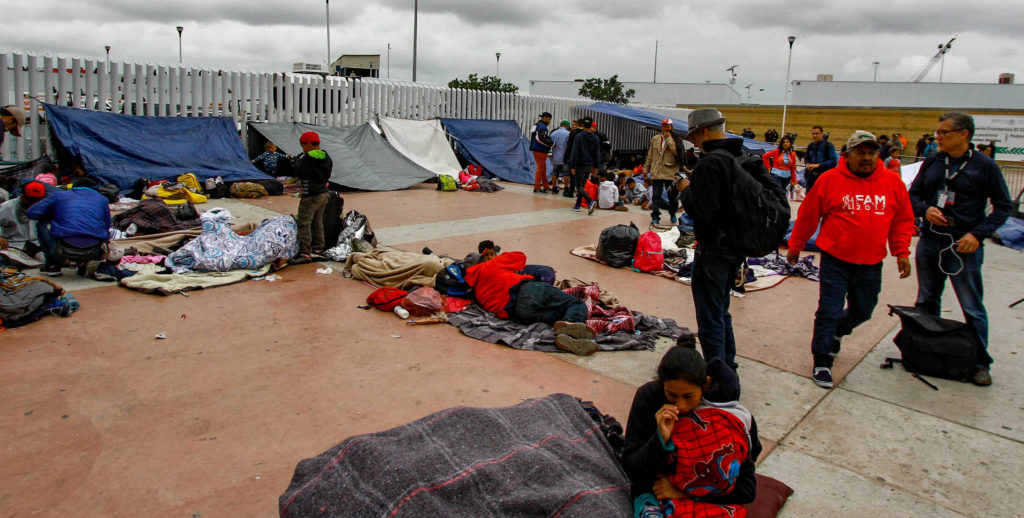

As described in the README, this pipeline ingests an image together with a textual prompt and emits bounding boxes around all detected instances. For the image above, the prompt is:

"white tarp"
[900,161,923,189]
[378,117,463,176]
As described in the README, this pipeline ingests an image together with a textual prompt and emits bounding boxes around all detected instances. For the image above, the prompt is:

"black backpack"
[710,149,790,257]
[885,305,979,381]
[434,262,471,297]
[596,223,640,268]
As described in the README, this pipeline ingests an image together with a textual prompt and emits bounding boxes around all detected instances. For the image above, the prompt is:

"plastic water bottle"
[393,306,410,319]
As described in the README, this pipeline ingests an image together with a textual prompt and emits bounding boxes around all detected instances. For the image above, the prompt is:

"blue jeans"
[812,252,882,368]
[914,237,991,367]
[36,220,61,268]
[511,281,588,325]
[650,179,678,220]
[691,246,743,369]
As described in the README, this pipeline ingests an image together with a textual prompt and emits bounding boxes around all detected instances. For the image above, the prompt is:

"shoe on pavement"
[39,264,63,277]
[651,218,660,225]
[572,206,581,212]
[562,192,574,198]
[614,205,628,212]
[973,367,992,386]
[588,202,598,215]
[556,334,598,356]
[554,321,597,340]
[288,254,312,265]
[551,189,560,195]
[670,215,678,224]
[812,367,834,389]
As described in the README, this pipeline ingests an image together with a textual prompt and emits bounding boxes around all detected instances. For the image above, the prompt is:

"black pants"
[511,281,588,325]
[574,167,594,208]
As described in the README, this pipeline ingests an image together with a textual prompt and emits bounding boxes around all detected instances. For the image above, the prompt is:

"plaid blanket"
[112,199,201,235]
[563,284,635,334]
[279,393,631,518]
[446,302,683,352]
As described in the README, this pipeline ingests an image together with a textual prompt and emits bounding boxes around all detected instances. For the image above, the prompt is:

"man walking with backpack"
[678,108,788,371]
[788,131,915,389]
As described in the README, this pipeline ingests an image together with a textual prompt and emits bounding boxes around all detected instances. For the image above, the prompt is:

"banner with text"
[970,114,1024,162]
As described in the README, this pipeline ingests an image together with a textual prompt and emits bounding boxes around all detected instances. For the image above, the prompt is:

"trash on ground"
[316,267,333,275]
[155,333,167,339]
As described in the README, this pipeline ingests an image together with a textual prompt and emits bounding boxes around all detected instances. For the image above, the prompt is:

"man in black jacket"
[290,131,333,264]
[568,118,600,213]
[561,120,584,198]
[677,108,745,370]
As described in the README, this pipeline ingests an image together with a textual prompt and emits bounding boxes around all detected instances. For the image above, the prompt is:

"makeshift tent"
[249,122,435,191]
[378,117,462,176]
[439,119,534,184]
[43,104,273,191]
[579,102,775,154]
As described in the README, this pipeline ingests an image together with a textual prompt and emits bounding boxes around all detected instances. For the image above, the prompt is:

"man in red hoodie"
[464,250,597,355]
[787,131,915,389]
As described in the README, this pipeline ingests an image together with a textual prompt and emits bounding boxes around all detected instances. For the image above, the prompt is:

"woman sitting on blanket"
[622,334,761,518]
[463,249,598,356]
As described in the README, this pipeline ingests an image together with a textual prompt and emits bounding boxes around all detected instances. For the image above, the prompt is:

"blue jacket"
[909,150,1012,241]
[549,126,570,165]
[805,139,837,171]
[529,121,553,153]
[569,131,600,168]
[27,188,111,241]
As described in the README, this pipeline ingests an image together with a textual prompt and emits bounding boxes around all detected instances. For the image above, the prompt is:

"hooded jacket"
[26,187,111,242]
[293,150,332,197]
[789,156,915,264]
[643,133,683,181]
[463,251,533,319]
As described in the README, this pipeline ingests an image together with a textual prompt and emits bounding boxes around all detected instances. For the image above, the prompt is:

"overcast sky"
[4,0,1021,104]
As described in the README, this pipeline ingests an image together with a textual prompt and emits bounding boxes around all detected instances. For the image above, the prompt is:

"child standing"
[252,141,289,176]
[885,147,902,173]
[289,131,333,264]
[622,337,761,518]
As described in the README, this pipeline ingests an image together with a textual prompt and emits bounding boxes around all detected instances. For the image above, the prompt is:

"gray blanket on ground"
[446,303,682,352]
[278,393,631,518]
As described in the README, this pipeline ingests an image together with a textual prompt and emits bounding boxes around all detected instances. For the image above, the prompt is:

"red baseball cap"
[299,131,320,144]
[661,118,673,126]
[24,181,46,199]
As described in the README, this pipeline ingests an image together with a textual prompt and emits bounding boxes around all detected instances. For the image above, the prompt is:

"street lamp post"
[872,61,880,81]
[412,0,418,81]
[105,45,110,62]
[781,36,795,138]
[387,43,391,78]
[326,0,331,72]
[176,26,183,64]
[495,52,501,77]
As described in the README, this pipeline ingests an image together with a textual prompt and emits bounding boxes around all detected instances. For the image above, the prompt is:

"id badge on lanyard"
[939,150,969,207]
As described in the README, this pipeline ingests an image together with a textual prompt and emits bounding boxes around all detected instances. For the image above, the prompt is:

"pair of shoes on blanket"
[554,321,598,356]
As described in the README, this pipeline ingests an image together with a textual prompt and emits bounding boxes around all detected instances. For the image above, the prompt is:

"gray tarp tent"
[248,122,436,191]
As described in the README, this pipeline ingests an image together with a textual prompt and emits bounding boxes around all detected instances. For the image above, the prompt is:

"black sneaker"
[562,192,574,198]
[812,367,834,389]
[972,367,992,386]
[39,264,63,277]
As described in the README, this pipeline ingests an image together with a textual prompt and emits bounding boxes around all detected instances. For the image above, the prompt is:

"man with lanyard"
[804,125,837,192]
[909,112,1012,386]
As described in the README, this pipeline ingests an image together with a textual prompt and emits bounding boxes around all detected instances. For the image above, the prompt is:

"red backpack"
[367,287,408,311]
[632,231,665,272]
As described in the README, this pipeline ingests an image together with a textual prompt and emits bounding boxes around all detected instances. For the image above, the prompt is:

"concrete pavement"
[1,182,1020,517]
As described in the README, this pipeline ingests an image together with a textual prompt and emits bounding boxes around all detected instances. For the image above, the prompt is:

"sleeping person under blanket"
[463,250,598,356]
[623,335,761,518]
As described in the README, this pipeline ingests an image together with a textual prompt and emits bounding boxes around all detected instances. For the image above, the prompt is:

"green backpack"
[437,174,458,192]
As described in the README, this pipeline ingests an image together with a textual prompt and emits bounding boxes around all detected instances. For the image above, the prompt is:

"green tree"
[577,75,636,104]
[448,73,519,94]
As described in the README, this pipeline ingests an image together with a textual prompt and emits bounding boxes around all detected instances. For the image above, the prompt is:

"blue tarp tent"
[440,119,534,184]
[579,102,775,154]
[44,104,272,190]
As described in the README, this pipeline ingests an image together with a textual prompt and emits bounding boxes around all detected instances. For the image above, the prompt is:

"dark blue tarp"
[994,217,1024,250]
[440,119,534,184]
[579,102,775,154]
[44,104,272,190]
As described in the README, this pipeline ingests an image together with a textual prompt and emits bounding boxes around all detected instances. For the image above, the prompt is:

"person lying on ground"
[478,240,500,262]
[598,172,628,211]
[623,335,761,517]
[463,250,598,355]
[27,183,111,277]
[0,181,46,260]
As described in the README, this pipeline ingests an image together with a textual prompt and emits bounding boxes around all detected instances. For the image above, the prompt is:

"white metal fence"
[1,51,690,163]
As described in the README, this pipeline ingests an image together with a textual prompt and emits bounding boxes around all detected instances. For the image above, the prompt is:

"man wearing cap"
[529,112,554,193]
[1,105,27,149]
[27,183,111,277]
[677,108,751,370]
[0,181,46,261]
[909,112,1012,386]
[788,130,915,389]
[643,118,684,225]
[290,131,333,265]
[804,125,837,191]
[562,120,584,198]
[549,120,571,195]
